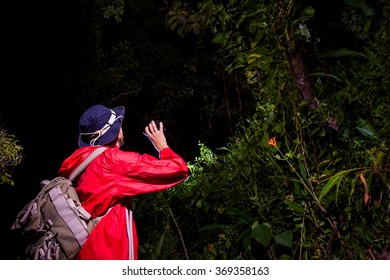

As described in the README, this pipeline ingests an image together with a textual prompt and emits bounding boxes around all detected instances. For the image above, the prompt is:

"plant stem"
[167,206,189,260]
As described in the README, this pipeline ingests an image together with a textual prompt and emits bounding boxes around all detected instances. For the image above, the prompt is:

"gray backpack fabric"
[10,147,107,260]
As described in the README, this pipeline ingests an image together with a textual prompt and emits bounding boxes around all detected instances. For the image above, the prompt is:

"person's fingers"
[149,121,163,134]
[145,126,152,136]
[150,121,157,132]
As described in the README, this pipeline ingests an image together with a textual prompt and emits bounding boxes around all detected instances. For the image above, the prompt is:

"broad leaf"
[251,224,272,247]
[275,230,293,249]
[284,200,305,214]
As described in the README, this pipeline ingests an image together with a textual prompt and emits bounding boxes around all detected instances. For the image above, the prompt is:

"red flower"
[268,137,277,147]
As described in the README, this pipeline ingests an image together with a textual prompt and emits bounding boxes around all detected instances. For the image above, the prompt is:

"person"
[58,104,189,260]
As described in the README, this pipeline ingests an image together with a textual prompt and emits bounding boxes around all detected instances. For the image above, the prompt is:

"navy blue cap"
[78,105,125,147]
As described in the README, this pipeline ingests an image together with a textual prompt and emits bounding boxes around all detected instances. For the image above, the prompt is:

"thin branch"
[166,206,189,260]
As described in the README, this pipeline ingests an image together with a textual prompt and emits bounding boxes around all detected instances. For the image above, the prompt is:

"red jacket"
[59,146,189,260]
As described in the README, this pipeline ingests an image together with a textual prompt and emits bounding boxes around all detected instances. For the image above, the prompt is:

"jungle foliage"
[3,0,389,260]
[0,130,23,186]
[135,0,390,260]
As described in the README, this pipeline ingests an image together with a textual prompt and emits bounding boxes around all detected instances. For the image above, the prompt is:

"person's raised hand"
[144,121,168,151]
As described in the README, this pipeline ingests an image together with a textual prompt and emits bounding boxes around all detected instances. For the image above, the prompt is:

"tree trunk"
[289,48,318,109]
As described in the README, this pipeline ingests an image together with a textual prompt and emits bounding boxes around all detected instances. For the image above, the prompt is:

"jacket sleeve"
[111,147,189,196]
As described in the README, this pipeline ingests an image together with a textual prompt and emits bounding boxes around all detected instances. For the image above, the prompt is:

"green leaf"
[226,207,254,223]
[251,224,272,247]
[236,228,252,243]
[344,0,376,16]
[362,6,375,17]
[319,173,343,200]
[199,223,224,231]
[344,0,366,7]
[299,160,308,181]
[302,6,315,18]
[322,48,367,58]
[275,122,284,133]
[309,72,341,82]
[242,236,251,254]
[356,118,378,139]
[284,200,305,214]
[275,230,293,248]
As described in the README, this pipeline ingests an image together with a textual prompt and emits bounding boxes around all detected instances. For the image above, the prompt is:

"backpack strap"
[69,147,108,181]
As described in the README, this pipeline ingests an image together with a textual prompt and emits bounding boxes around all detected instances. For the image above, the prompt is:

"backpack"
[10,147,107,260]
